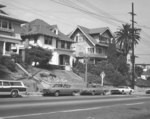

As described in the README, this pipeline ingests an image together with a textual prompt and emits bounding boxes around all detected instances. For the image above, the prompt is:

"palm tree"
[115,24,141,57]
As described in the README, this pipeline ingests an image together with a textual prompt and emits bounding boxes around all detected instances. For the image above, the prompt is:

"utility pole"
[130,2,136,89]
[85,48,88,87]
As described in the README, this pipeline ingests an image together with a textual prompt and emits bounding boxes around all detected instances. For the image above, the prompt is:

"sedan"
[111,86,134,95]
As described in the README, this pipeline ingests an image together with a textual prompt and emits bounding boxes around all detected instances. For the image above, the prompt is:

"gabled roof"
[0,4,27,23]
[69,25,113,46]
[0,4,6,8]
[21,19,73,42]
[21,19,57,37]
[89,27,109,35]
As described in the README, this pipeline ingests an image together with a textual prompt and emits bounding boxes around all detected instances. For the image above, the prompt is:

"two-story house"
[21,19,74,67]
[69,25,113,64]
[0,4,27,56]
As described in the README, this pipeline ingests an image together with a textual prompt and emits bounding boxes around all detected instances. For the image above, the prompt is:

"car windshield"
[118,86,127,88]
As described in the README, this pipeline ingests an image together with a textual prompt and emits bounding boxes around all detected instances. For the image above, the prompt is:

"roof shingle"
[21,19,73,42]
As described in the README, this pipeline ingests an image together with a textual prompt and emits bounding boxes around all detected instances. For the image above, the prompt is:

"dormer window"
[53,28,58,35]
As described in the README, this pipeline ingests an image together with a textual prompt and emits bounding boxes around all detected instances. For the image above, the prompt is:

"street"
[0,95,150,119]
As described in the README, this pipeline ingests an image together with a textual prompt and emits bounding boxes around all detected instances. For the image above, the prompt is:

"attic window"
[75,34,83,42]
[53,29,58,35]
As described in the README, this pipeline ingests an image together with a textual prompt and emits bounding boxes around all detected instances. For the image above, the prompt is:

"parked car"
[42,83,80,96]
[80,84,107,95]
[0,80,27,98]
[145,89,150,94]
[111,86,134,95]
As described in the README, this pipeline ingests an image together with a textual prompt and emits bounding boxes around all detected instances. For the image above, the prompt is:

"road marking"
[1,96,150,109]
[1,102,146,119]
[125,102,144,106]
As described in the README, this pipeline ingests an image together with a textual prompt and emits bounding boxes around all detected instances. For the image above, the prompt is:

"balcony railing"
[0,27,14,33]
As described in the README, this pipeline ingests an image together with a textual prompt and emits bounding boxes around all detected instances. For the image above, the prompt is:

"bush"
[0,56,17,72]
[11,54,23,63]
[38,64,64,70]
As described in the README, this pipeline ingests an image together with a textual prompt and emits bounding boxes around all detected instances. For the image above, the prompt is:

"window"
[63,84,71,88]
[75,36,78,42]
[67,42,71,49]
[53,84,62,88]
[10,82,22,86]
[88,48,94,53]
[96,48,102,54]
[3,82,10,86]
[61,41,65,48]
[75,34,83,42]
[0,20,13,30]
[44,36,52,45]
[2,21,7,28]
[0,81,2,86]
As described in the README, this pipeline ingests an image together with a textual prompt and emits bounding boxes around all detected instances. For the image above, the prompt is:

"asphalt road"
[0,95,150,119]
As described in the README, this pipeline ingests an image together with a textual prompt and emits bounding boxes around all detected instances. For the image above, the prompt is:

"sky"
[0,0,150,64]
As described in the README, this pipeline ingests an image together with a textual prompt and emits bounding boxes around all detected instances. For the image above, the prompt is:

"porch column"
[3,41,6,55]
[16,44,19,54]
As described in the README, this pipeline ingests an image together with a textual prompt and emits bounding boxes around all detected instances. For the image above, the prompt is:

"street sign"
[100,71,105,79]
[100,71,105,86]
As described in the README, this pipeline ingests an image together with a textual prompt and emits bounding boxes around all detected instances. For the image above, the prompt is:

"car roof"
[0,80,22,82]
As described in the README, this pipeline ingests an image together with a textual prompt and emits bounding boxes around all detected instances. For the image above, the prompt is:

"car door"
[0,81,4,95]
[62,84,71,95]
[2,81,11,95]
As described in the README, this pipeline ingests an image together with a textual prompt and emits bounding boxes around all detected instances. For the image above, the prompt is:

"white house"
[0,4,27,56]
[21,19,74,68]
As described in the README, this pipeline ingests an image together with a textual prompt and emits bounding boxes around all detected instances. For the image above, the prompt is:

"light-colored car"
[0,80,27,98]
[111,86,134,95]
[42,83,80,96]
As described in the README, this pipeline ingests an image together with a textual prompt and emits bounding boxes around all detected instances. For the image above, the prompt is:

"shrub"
[0,56,17,72]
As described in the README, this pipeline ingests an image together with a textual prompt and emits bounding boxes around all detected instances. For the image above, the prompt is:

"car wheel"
[72,91,76,96]
[122,90,125,95]
[102,91,106,95]
[11,90,18,98]
[54,91,59,96]
[129,90,132,95]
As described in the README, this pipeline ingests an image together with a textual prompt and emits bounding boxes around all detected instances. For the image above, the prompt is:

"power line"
[50,0,120,27]
[0,0,74,27]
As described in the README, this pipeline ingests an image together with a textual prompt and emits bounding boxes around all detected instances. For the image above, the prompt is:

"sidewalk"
[22,92,43,97]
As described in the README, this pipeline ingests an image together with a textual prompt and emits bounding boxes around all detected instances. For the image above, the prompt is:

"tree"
[25,46,53,66]
[0,56,17,72]
[116,55,129,75]
[135,66,143,77]
[107,40,118,69]
[115,24,141,57]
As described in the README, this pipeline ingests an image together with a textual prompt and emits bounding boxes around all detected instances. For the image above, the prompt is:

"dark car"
[42,83,80,96]
[80,84,107,95]
[145,89,150,94]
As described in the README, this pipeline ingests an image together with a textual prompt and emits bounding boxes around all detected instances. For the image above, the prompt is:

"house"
[0,4,27,56]
[69,25,114,64]
[21,19,74,68]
